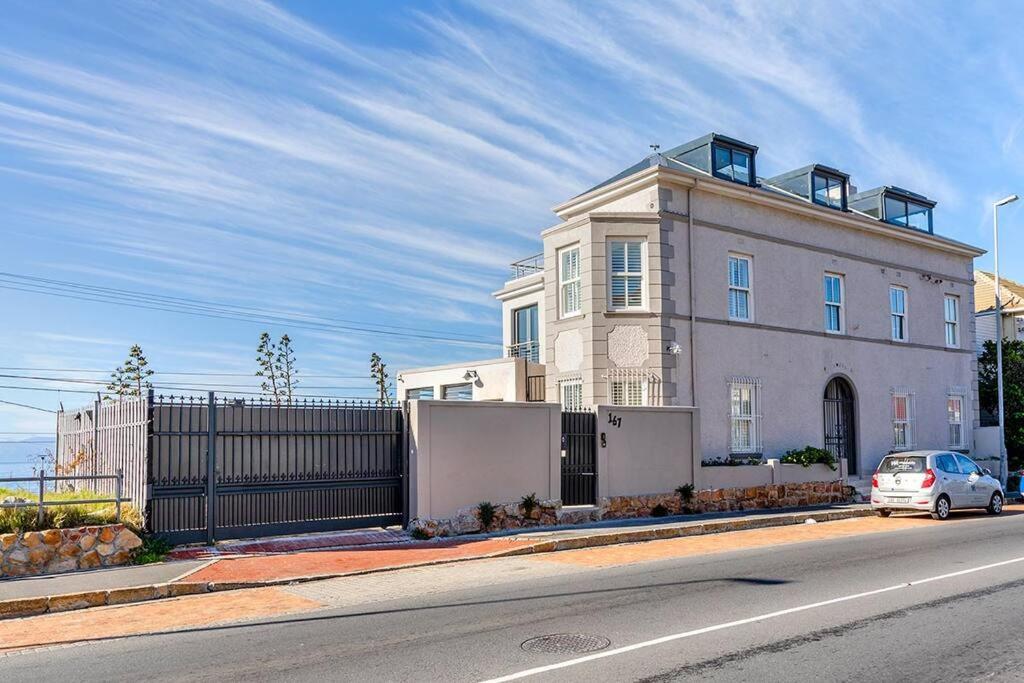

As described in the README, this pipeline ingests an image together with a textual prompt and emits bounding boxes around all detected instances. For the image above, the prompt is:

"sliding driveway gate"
[146,393,407,544]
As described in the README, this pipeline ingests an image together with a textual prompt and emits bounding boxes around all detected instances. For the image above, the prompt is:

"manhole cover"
[521,633,611,654]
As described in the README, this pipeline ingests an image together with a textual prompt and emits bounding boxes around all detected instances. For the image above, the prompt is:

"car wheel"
[988,493,1004,515]
[931,495,951,521]
[876,509,892,517]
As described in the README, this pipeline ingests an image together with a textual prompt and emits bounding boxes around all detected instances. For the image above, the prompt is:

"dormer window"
[662,133,758,187]
[848,186,935,234]
[813,172,845,210]
[712,144,752,184]
[763,164,849,212]
[884,196,933,233]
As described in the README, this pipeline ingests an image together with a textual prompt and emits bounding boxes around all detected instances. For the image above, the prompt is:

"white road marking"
[480,554,1024,682]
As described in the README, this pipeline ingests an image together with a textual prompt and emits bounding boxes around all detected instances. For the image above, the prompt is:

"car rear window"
[878,456,926,473]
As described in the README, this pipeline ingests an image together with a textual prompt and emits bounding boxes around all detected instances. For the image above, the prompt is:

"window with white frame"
[559,378,583,411]
[891,388,915,451]
[944,295,960,348]
[406,387,434,400]
[729,378,761,454]
[608,240,645,310]
[442,383,473,401]
[890,286,908,342]
[947,391,967,449]
[824,273,845,333]
[559,245,581,317]
[610,379,645,406]
[728,254,752,321]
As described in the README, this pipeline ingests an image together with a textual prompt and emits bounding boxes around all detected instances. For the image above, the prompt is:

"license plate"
[886,496,911,503]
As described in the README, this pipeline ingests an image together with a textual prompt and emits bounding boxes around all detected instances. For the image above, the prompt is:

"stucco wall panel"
[596,406,700,498]
[408,401,561,520]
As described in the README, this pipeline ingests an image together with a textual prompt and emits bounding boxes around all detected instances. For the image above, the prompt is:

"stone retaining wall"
[409,481,853,538]
[0,524,142,578]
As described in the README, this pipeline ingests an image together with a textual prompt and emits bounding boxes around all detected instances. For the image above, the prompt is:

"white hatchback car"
[871,450,1004,520]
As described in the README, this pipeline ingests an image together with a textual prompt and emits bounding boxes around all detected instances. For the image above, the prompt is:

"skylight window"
[712,145,752,185]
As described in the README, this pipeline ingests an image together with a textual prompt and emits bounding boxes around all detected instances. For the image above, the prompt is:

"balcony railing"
[507,340,540,363]
[510,253,544,280]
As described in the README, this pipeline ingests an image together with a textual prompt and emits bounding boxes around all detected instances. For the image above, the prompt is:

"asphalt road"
[6,511,1024,682]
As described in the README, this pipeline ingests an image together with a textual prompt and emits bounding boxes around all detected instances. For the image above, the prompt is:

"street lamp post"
[993,194,1018,488]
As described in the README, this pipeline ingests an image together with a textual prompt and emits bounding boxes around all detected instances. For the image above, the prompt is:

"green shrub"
[476,501,496,530]
[650,503,669,517]
[520,492,539,517]
[701,456,764,467]
[132,536,172,565]
[675,484,694,503]
[781,446,837,470]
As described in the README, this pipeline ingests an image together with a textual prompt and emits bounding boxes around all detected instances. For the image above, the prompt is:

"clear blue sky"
[2,0,1024,442]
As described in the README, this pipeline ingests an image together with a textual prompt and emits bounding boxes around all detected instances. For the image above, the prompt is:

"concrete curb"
[0,507,874,620]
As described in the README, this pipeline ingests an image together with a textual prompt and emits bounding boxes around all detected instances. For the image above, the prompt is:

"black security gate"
[823,378,857,475]
[561,410,596,506]
[148,393,407,544]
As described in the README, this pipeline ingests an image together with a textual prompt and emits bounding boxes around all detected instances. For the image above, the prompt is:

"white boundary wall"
[408,400,560,520]
[596,406,700,498]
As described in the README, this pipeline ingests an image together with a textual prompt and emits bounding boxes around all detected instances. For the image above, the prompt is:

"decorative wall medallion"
[554,329,583,372]
[607,325,649,368]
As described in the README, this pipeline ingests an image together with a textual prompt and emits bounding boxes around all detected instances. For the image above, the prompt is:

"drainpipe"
[687,185,698,407]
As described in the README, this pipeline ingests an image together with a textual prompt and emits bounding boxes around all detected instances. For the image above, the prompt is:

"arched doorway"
[823,377,857,475]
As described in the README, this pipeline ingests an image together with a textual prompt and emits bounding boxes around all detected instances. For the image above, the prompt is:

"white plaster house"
[399,133,984,477]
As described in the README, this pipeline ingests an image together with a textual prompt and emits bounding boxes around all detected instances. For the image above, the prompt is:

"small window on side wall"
[944,295,960,348]
[890,286,907,342]
[891,389,915,451]
[824,273,845,334]
[610,379,645,406]
[406,387,434,400]
[947,393,967,449]
[559,245,581,318]
[559,379,583,411]
[729,379,761,454]
[608,240,645,311]
[442,383,473,401]
[728,254,752,322]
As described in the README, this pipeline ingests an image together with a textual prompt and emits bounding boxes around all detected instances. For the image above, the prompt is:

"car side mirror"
[983,468,993,477]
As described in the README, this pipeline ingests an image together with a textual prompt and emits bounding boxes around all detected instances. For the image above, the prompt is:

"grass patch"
[0,487,143,535]
[132,536,172,565]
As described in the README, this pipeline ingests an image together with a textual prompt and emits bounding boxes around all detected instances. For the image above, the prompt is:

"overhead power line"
[0,398,57,413]
[0,271,500,348]
[0,373,373,391]
[0,367,370,379]
[0,384,376,400]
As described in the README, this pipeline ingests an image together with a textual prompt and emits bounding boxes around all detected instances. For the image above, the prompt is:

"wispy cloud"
[0,0,1019,426]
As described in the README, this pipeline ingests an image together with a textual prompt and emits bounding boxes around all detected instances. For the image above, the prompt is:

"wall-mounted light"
[463,370,479,382]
